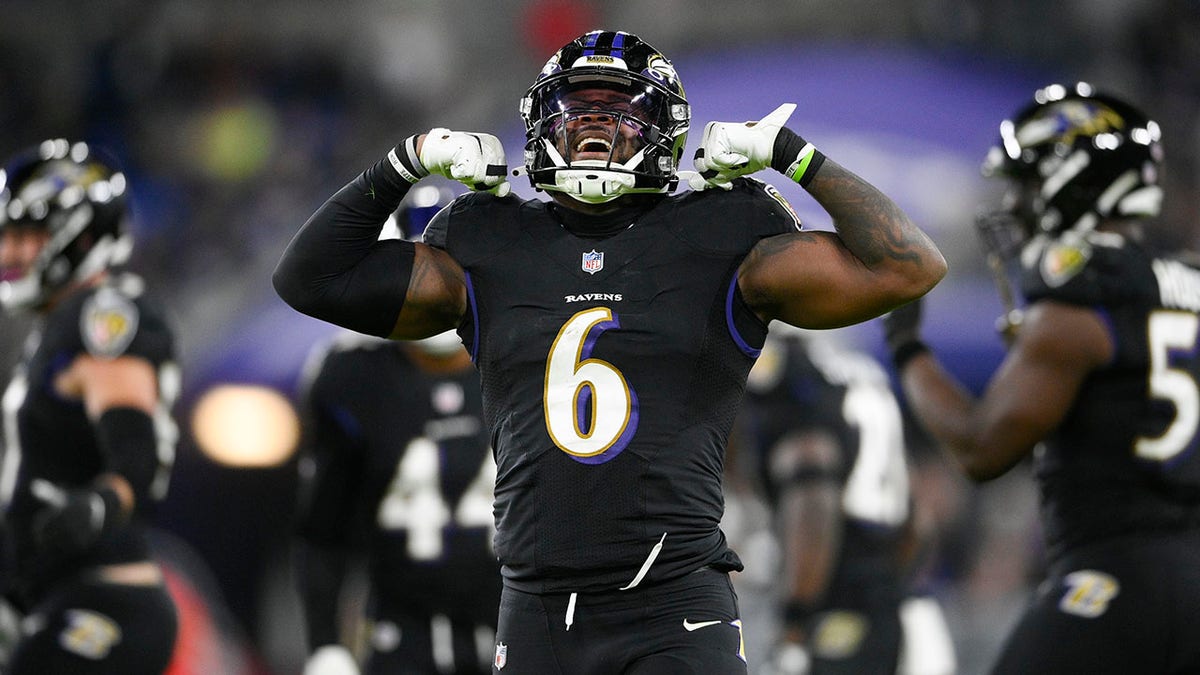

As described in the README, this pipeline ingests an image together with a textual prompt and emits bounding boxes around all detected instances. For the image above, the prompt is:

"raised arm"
[740,155,945,328]
[692,104,946,328]
[273,131,509,339]
[884,298,1112,481]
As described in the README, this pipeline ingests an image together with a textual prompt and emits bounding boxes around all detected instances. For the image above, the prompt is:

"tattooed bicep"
[409,244,467,313]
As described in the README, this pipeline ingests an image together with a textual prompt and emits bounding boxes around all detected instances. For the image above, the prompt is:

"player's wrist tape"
[782,599,821,628]
[771,127,825,188]
[386,135,429,184]
[891,340,930,371]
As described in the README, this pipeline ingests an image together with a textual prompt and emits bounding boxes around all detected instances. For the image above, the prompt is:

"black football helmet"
[978,82,1163,257]
[0,139,132,312]
[520,30,690,204]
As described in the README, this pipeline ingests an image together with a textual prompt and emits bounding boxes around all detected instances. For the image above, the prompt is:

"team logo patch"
[582,249,604,275]
[811,611,868,659]
[494,642,507,670]
[80,287,139,358]
[59,609,122,660]
[644,54,681,90]
[1040,240,1091,288]
[1059,569,1120,618]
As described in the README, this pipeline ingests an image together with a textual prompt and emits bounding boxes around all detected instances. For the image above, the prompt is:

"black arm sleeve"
[273,150,418,338]
[94,407,162,510]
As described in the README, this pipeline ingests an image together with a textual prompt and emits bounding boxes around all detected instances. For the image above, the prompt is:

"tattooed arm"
[738,158,946,329]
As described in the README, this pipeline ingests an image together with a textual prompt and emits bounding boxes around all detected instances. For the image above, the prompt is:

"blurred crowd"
[2,1,1199,673]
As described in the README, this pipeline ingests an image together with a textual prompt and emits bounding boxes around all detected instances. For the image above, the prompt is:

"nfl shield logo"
[581,249,604,275]
[494,642,508,669]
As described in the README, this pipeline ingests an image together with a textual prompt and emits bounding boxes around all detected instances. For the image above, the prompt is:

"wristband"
[386,135,429,184]
[892,340,930,371]
[771,127,826,188]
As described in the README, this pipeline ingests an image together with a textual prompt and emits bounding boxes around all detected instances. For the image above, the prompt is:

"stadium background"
[1,1,1197,672]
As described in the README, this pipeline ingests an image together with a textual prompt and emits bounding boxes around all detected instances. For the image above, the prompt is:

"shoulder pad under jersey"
[670,177,802,255]
[1020,231,1151,306]
[44,275,174,362]
[422,191,534,265]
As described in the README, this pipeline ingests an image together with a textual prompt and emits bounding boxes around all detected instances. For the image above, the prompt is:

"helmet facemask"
[521,31,689,204]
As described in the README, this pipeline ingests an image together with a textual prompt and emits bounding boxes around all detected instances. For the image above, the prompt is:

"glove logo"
[582,250,604,275]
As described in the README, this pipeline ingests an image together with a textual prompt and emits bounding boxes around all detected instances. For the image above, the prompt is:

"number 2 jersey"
[1020,232,1200,562]
[423,178,801,593]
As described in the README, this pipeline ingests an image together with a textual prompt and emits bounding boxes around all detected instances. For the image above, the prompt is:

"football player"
[294,184,500,675]
[884,83,1200,673]
[734,329,955,675]
[0,139,181,673]
[274,30,946,674]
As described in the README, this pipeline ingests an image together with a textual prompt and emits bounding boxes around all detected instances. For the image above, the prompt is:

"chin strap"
[552,169,637,203]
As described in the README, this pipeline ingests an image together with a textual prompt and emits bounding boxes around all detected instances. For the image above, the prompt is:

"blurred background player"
[293,184,501,675]
[885,83,1200,673]
[727,327,955,675]
[0,139,181,673]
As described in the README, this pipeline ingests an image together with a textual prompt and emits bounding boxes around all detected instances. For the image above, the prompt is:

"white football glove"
[303,644,360,675]
[690,103,797,191]
[419,128,511,197]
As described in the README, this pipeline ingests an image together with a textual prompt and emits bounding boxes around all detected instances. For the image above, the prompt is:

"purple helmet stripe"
[581,30,601,56]
[610,31,626,59]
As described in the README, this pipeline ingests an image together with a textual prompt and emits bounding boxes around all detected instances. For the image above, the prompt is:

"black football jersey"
[1,274,179,603]
[1020,232,1200,561]
[424,178,801,592]
[739,334,910,598]
[297,334,498,612]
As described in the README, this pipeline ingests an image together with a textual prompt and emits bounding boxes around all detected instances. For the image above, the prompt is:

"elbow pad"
[95,407,163,509]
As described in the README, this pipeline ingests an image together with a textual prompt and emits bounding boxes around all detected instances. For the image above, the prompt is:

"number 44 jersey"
[297,334,498,612]
[424,179,800,593]
[1020,232,1200,563]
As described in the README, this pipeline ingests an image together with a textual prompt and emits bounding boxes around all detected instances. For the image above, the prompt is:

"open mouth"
[573,135,613,160]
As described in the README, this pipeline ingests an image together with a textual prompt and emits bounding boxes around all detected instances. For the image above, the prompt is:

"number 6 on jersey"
[544,308,639,463]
